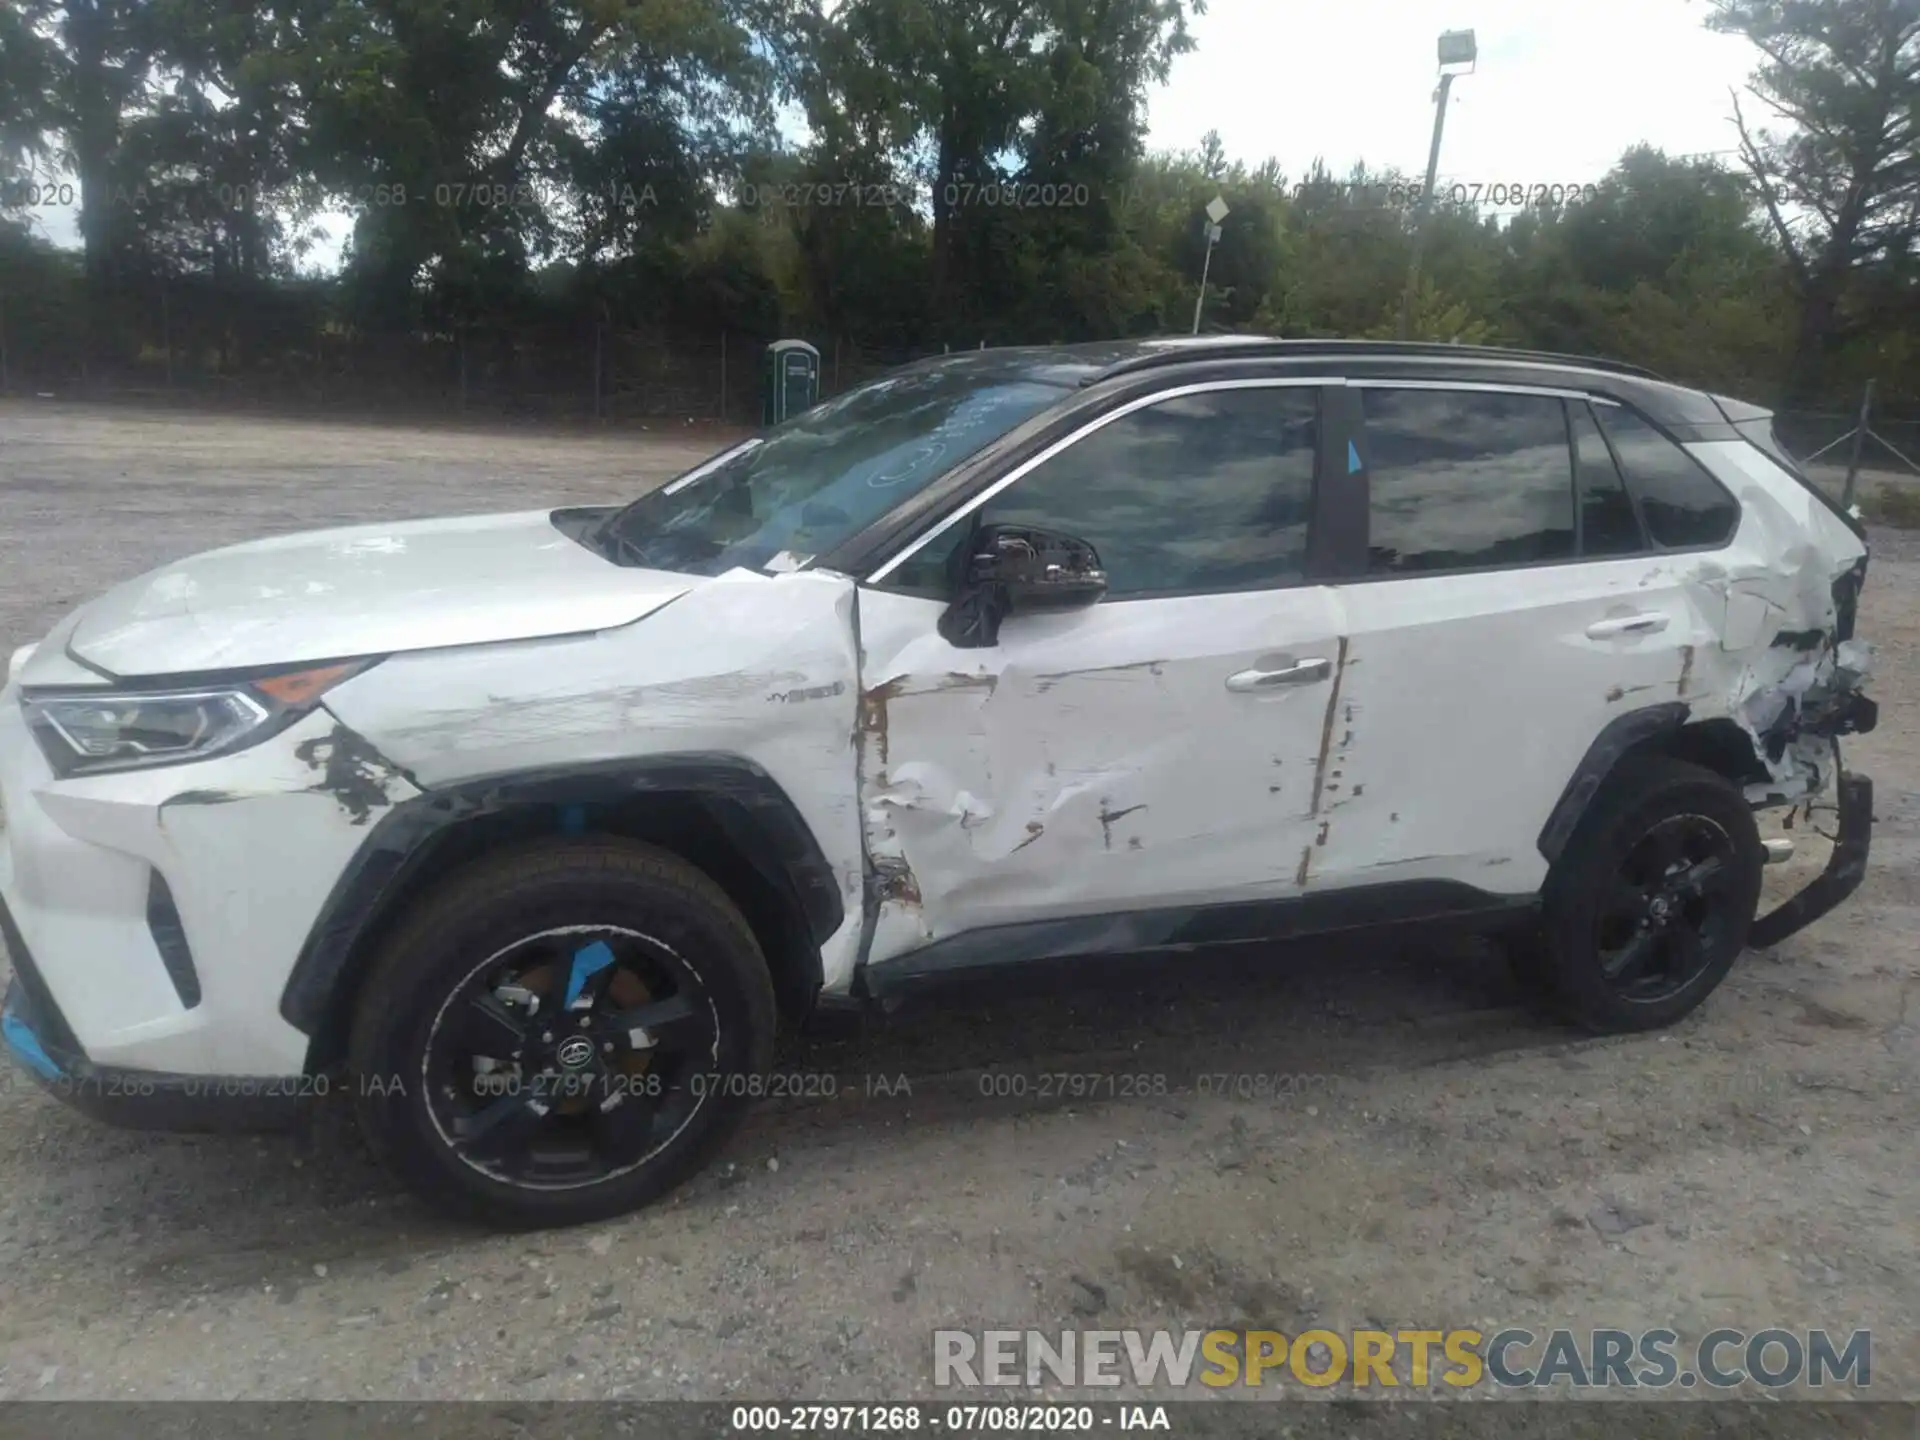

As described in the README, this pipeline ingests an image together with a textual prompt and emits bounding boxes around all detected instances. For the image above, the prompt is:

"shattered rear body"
[1683,444,1876,805]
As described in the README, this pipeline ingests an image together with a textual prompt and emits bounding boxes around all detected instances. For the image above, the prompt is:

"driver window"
[883,384,1319,600]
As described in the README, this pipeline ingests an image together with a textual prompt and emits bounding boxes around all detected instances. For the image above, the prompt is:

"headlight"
[21,661,374,777]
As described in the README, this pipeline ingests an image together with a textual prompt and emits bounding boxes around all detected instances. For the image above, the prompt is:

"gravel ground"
[0,400,1914,1405]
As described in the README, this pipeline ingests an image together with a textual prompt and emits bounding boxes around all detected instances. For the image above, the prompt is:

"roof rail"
[1093,337,1665,384]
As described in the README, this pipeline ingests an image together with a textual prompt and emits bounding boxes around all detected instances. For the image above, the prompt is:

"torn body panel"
[854,585,1344,971]
[323,569,869,993]
[1684,441,1876,805]
[0,702,419,1074]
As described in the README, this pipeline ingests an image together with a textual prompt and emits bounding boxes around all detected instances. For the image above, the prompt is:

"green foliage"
[0,0,1914,411]
[1706,0,1920,399]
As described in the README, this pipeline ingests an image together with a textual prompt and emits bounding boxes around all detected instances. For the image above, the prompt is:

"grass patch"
[1857,483,1920,528]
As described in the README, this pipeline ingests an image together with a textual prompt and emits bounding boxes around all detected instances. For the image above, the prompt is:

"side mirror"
[939,524,1108,648]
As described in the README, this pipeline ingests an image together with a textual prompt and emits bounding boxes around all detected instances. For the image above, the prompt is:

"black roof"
[894,336,1664,390]
[1082,335,1664,383]
[888,336,1768,446]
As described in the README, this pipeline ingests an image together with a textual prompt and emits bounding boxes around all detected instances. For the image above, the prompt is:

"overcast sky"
[1146,0,1761,191]
[21,0,1763,266]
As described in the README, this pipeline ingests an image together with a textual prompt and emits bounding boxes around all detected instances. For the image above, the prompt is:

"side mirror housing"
[939,524,1108,648]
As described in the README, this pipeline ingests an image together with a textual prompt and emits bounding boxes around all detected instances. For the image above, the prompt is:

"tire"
[1533,755,1764,1034]
[347,838,776,1228]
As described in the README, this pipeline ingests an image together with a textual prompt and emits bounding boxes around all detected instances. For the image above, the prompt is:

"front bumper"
[3,971,308,1131]
[0,688,418,1116]
[1749,771,1873,949]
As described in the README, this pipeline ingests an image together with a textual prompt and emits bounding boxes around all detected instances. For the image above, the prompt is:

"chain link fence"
[6,269,1918,492]
[0,319,951,426]
[1777,397,1920,526]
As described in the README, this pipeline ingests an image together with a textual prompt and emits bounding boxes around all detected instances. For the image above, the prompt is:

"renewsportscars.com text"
[933,1327,1871,1390]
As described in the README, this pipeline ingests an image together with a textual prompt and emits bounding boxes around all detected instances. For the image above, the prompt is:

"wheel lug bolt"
[541,1031,553,1043]
[578,1016,590,1029]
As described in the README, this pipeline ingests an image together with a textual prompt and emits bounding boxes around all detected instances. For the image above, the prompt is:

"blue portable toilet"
[763,340,821,426]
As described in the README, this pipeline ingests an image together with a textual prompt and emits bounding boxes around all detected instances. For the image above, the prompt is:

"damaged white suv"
[1,338,1878,1227]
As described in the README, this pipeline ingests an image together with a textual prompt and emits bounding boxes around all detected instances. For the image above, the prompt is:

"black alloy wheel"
[1591,813,1744,1005]
[421,925,719,1189]
[349,839,775,1228]
[1528,755,1765,1033]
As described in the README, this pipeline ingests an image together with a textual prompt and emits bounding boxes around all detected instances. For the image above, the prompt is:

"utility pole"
[1398,30,1476,340]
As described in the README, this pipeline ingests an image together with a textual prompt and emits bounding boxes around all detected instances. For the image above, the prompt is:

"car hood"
[55,510,698,678]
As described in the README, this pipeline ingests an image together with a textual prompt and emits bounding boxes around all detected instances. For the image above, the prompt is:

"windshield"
[597,361,1070,575]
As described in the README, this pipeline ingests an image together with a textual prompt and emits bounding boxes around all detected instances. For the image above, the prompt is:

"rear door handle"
[1226,657,1331,691]
[1585,613,1669,639]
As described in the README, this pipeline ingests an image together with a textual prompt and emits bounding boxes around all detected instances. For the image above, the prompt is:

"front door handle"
[1226,657,1331,691]
[1586,612,1670,639]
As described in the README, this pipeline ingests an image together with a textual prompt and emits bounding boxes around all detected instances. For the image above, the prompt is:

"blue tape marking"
[1347,440,1363,474]
[3,1009,63,1081]
[559,804,587,835]
[563,940,616,1006]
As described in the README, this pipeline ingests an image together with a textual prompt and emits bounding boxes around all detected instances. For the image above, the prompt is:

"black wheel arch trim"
[279,753,843,1051]
[1537,702,1692,864]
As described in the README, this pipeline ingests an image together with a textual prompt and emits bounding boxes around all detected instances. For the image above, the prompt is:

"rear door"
[1303,381,1728,895]
[853,378,1346,968]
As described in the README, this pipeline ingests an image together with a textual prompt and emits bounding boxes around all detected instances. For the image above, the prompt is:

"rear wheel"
[1530,756,1764,1033]
[347,838,775,1228]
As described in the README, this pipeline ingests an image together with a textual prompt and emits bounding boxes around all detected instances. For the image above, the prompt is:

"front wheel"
[347,839,775,1228]
[1531,756,1764,1033]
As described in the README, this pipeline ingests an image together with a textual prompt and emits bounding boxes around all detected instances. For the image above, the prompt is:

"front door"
[852,379,1345,970]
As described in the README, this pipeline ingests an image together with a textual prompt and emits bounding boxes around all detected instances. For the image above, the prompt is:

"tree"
[1492,146,1789,385]
[292,0,786,329]
[1710,0,1920,401]
[805,0,1197,325]
[0,1,60,183]
[44,0,161,289]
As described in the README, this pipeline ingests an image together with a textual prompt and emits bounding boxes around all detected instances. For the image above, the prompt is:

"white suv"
[0,339,1878,1227]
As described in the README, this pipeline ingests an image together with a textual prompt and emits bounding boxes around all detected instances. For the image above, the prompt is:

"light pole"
[1397,28,1476,340]
[1191,194,1229,335]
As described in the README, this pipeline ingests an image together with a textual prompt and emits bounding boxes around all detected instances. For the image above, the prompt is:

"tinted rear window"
[1596,405,1739,548]
[1361,388,1575,574]
[1570,403,1644,556]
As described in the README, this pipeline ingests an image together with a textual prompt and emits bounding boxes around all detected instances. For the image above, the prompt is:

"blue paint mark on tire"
[564,940,616,1007]
[559,805,587,835]
[1347,440,1363,474]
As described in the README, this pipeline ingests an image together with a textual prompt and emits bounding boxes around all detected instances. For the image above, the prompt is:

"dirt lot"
[0,400,1914,1405]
